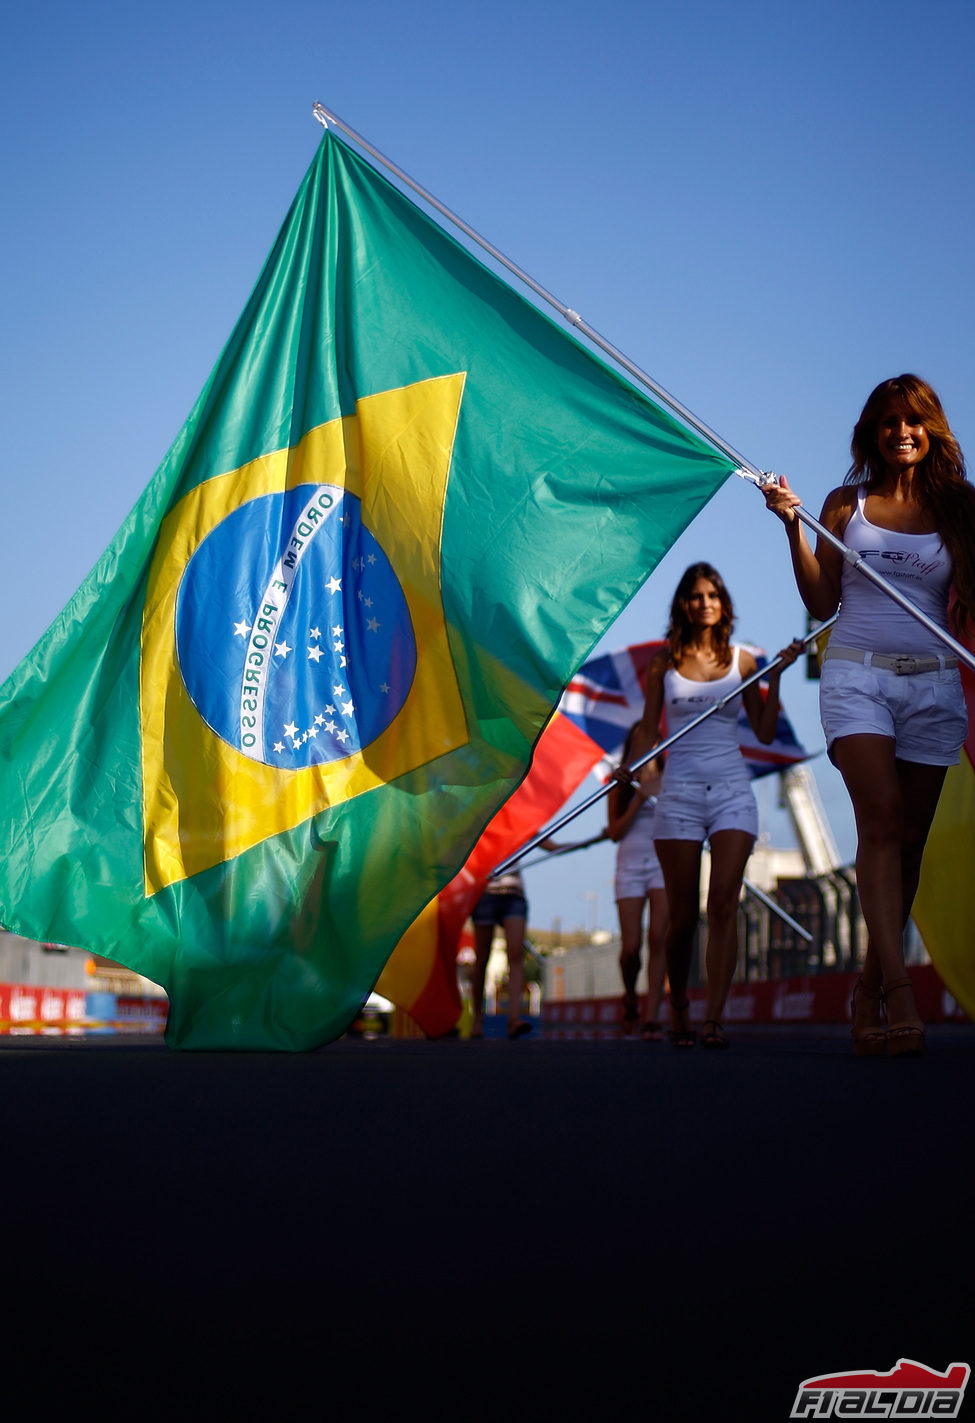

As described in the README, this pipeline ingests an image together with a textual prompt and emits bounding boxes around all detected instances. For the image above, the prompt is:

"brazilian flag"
[0,129,735,1049]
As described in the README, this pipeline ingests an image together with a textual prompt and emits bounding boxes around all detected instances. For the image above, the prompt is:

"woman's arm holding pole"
[741,639,804,745]
[748,469,975,671]
[762,477,846,621]
[491,614,837,875]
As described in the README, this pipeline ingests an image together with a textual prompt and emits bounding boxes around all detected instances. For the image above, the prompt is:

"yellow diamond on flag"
[140,374,469,894]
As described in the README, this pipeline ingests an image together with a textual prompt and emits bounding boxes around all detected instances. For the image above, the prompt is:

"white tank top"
[833,490,952,655]
[662,646,749,783]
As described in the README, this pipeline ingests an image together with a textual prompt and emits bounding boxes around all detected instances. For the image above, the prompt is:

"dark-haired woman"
[763,374,974,1058]
[621,564,801,1049]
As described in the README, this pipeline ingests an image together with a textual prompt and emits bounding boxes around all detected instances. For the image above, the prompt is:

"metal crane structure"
[777,764,841,877]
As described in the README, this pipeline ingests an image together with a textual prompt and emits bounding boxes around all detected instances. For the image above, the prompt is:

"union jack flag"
[558,639,809,782]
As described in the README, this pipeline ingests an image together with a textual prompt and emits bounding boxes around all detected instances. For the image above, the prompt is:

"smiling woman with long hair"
[764,374,974,1058]
[617,563,801,1050]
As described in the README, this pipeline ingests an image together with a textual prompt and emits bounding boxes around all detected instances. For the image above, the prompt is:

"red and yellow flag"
[378,711,603,1036]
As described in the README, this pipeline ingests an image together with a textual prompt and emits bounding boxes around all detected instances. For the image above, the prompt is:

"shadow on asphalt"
[3,1027,971,1413]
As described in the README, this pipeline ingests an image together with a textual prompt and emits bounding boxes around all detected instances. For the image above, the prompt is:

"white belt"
[824,644,958,675]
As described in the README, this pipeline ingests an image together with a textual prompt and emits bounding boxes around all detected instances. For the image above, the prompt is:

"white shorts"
[652,779,758,842]
[614,818,665,899]
[819,659,967,766]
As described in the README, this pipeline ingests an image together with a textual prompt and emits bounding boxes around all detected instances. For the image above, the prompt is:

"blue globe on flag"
[175,483,416,767]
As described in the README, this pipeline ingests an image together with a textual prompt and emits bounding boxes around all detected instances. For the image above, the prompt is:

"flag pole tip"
[737,466,779,488]
[312,102,330,129]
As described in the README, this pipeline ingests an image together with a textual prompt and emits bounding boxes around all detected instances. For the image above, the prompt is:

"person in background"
[763,374,974,1057]
[470,869,533,1039]
[619,563,801,1050]
[469,838,561,1039]
[607,726,669,1039]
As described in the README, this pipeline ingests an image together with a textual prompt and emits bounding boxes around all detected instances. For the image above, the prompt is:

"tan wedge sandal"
[851,977,887,1058]
[883,977,925,1059]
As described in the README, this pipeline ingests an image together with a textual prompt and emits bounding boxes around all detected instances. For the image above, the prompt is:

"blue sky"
[2,0,974,933]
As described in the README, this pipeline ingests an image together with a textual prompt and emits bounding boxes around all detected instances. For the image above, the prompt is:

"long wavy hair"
[846,374,975,630]
[666,562,735,666]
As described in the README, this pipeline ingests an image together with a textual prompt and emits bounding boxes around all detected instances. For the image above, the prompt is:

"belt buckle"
[892,655,918,675]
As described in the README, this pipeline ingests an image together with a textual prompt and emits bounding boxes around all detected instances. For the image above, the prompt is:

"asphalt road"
[2,1026,971,1417]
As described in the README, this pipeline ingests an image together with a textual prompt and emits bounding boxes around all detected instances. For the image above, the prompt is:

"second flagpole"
[491,613,838,876]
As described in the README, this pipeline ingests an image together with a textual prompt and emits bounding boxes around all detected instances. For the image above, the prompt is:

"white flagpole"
[491,614,837,876]
[742,879,813,944]
[312,103,746,471]
[312,103,975,675]
[513,832,608,874]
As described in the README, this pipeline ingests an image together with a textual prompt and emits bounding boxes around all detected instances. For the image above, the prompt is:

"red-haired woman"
[620,563,801,1049]
[764,375,975,1057]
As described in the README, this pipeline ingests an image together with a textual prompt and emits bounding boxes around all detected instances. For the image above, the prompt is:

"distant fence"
[740,869,868,981]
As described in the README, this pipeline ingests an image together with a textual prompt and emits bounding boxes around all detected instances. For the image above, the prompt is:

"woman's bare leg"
[896,756,950,921]
[470,922,494,1036]
[654,838,703,1024]
[702,829,755,1022]
[503,913,528,1029]
[617,896,644,1029]
[644,887,670,1025]
[617,898,644,992]
[832,735,947,1030]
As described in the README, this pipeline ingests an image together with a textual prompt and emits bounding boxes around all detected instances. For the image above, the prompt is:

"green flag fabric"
[0,130,735,1049]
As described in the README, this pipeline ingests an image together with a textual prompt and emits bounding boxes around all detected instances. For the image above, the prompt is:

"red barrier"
[0,983,87,1034]
[0,983,167,1034]
[541,963,971,1038]
[115,996,167,1031]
